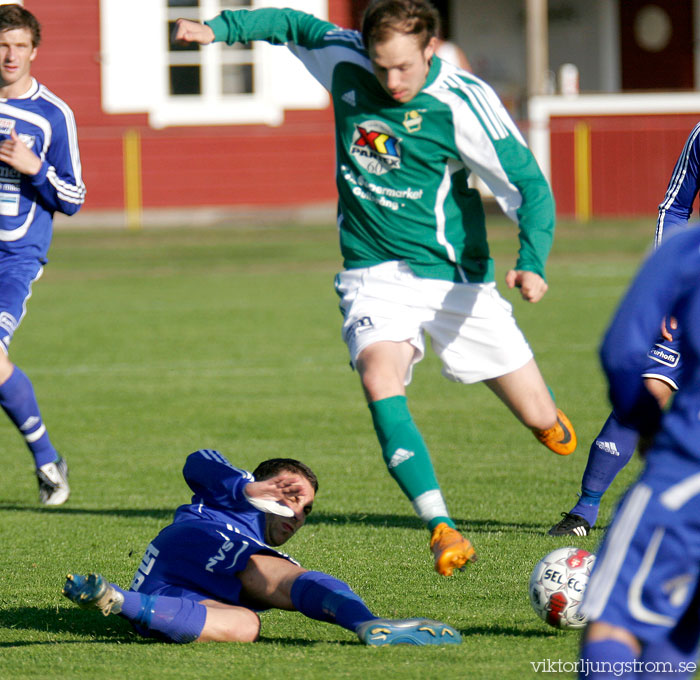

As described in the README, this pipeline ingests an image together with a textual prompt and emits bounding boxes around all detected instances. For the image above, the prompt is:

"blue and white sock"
[0,366,58,468]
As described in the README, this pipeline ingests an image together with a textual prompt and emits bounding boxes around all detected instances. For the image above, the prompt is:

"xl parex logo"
[350,120,401,175]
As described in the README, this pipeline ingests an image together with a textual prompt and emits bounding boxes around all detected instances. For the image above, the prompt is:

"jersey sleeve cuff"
[29,160,48,186]
[204,15,231,43]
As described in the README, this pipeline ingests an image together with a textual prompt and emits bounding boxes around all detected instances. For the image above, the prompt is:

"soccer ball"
[528,546,596,630]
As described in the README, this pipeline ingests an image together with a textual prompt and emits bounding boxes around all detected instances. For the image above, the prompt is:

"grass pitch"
[0,217,653,679]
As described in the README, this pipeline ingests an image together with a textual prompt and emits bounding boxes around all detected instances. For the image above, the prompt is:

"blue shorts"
[0,255,43,354]
[581,454,700,646]
[641,333,682,390]
[128,520,297,608]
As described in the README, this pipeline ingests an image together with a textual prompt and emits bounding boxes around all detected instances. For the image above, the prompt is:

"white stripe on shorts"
[627,527,675,627]
[580,483,652,621]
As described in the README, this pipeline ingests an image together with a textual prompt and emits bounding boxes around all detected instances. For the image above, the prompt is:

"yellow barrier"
[574,122,592,222]
[123,129,142,230]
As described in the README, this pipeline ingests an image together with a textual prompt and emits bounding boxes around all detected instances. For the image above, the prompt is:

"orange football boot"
[430,523,477,576]
[532,408,577,456]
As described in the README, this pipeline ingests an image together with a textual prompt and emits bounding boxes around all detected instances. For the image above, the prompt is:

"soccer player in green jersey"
[173,0,576,576]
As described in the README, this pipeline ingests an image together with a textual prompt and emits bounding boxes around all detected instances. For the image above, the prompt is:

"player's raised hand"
[243,474,307,517]
[171,18,215,46]
[505,269,548,303]
[0,129,41,176]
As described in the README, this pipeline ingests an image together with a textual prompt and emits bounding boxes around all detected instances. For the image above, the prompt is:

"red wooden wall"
[550,113,700,218]
[27,0,355,212]
[28,1,698,219]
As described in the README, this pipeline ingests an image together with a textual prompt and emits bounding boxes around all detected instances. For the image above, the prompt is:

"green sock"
[368,395,454,531]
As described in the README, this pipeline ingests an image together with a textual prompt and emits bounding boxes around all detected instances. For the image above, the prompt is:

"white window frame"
[100,0,329,128]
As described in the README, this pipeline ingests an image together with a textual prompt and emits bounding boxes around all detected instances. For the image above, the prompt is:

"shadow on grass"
[0,606,137,645]
[0,504,173,521]
[463,624,567,638]
[0,607,348,647]
[0,606,555,648]
[306,511,580,535]
[0,505,601,536]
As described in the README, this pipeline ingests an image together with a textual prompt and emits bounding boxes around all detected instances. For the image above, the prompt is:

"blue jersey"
[600,225,700,462]
[655,122,700,246]
[129,449,297,605]
[0,78,85,262]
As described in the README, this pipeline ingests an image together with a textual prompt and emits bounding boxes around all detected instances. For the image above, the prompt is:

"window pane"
[220,1,252,8]
[170,65,201,95]
[222,63,253,94]
[168,0,199,6]
[169,20,200,52]
[221,41,252,53]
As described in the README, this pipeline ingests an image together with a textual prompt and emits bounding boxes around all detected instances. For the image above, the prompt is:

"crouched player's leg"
[64,521,461,646]
[63,558,462,646]
[240,554,462,646]
[62,573,259,643]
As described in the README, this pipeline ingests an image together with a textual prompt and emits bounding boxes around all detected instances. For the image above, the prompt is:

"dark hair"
[253,458,319,493]
[361,0,439,51]
[0,5,41,47]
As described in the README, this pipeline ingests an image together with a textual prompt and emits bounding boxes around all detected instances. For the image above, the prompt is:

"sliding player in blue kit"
[577,225,700,678]
[549,122,700,537]
[172,0,577,577]
[63,449,461,646]
[0,5,85,506]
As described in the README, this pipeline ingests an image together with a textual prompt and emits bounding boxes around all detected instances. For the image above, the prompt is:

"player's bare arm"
[505,269,548,303]
[172,18,215,46]
[0,128,41,176]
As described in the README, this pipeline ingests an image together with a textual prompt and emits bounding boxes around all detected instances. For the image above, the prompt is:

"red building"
[25,0,700,220]
[29,0,355,217]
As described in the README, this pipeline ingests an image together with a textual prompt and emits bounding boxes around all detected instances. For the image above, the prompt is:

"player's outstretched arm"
[172,18,215,45]
[505,269,548,303]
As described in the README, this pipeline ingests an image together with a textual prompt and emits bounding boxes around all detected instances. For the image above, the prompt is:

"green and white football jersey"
[207,8,555,284]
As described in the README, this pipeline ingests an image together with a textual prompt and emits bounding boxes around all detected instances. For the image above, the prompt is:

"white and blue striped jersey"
[0,77,85,262]
[655,122,700,247]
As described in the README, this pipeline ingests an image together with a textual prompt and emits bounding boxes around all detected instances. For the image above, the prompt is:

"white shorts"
[334,261,533,385]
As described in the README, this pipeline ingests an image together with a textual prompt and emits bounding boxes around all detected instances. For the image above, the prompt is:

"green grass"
[0,217,652,679]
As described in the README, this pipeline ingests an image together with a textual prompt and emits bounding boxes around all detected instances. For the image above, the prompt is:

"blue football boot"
[63,573,123,616]
[356,618,462,646]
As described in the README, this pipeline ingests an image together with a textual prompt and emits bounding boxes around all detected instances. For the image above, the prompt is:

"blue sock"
[579,639,637,679]
[642,638,699,678]
[0,366,58,468]
[113,585,206,644]
[290,571,378,632]
[571,412,638,527]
